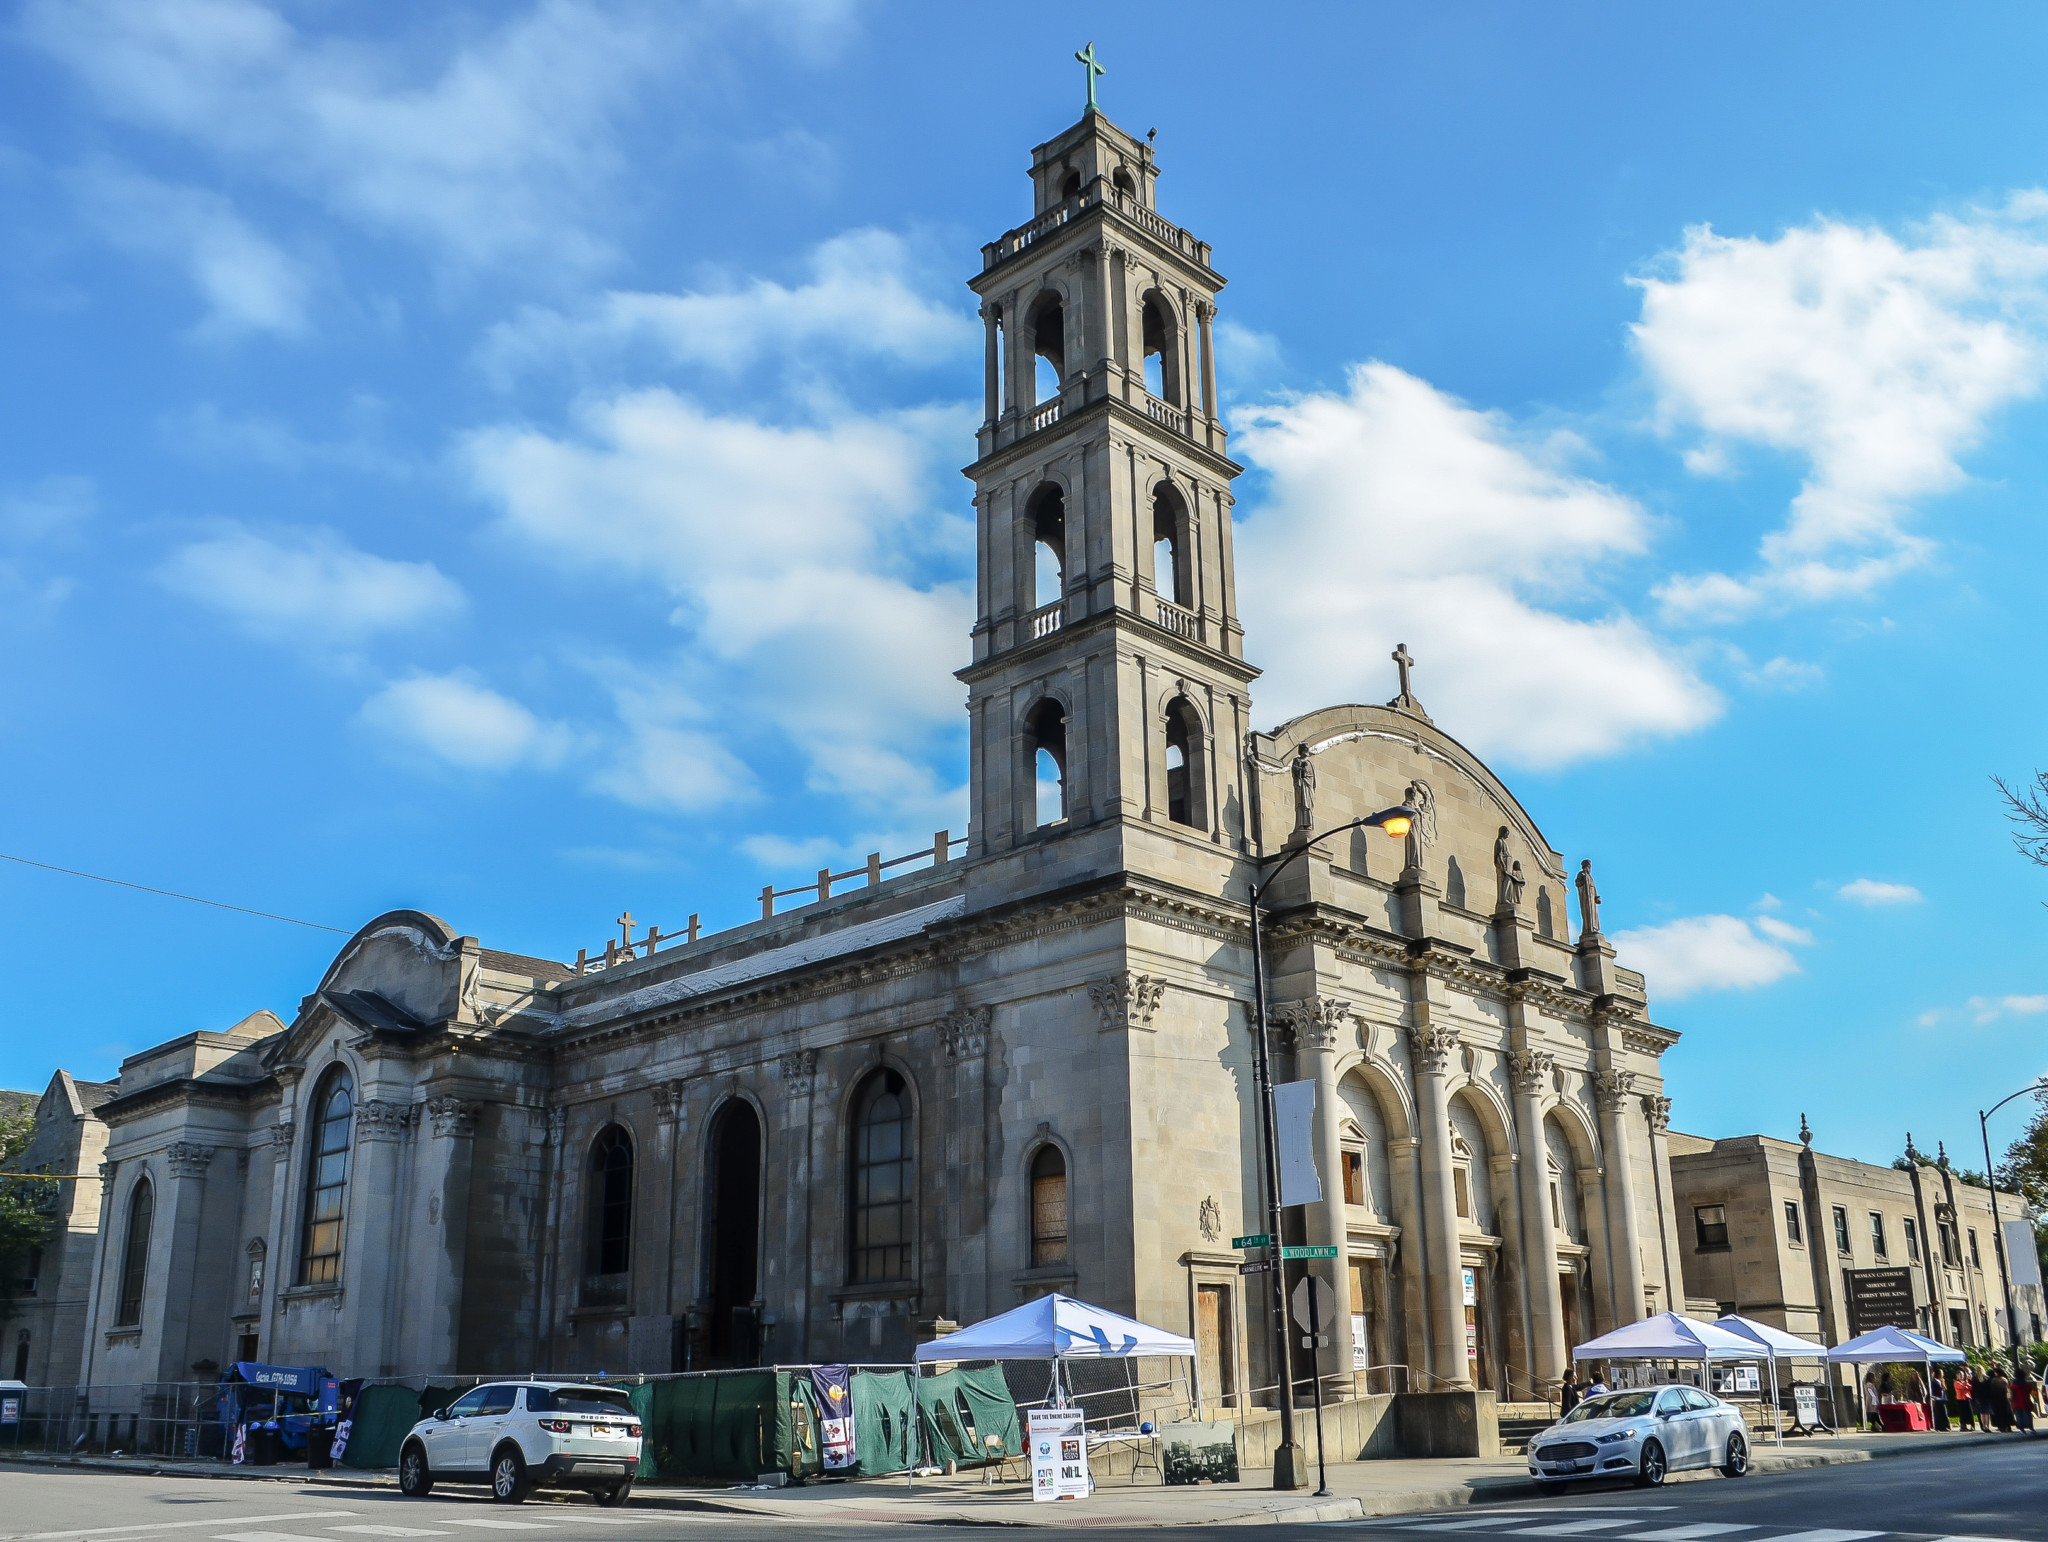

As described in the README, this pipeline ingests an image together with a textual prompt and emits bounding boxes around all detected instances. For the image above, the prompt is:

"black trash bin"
[248,1426,281,1466]
[307,1427,334,1469]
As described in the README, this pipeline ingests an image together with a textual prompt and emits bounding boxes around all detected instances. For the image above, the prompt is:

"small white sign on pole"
[1274,1080,1321,1206]
[1028,1407,1090,1502]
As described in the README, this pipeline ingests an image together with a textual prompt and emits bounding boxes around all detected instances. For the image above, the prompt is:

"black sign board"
[1844,1266,1917,1334]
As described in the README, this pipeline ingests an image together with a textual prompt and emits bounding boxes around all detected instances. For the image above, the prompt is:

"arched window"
[1141,292,1180,403]
[1026,698,1068,828]
[1030,293,1065,403]
[850,1070,913,1283]
[116,1178,153,1326]
[585,1125,634,1277]
[1113,166,1137,199]
[1445,855,1467,910]
[1028,484,1065,610]
[1030,1145,1069,1268]
[298,1067,353,1285]
[1152,483,1190,607]
[1059,169,1082,201]
[1163,696,1205,832]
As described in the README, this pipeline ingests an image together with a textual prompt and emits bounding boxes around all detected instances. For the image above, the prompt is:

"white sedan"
[1527,1385,1750,1487]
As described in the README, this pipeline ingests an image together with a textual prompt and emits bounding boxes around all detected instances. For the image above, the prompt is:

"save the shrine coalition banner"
[812,1365,856,1470]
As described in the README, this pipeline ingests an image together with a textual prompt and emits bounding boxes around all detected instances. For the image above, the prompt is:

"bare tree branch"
[1992,771,2048,870]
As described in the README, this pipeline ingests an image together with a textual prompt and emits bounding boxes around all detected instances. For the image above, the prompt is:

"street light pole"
[1978,1078,2045,1356]
[1246,805,1414,1492]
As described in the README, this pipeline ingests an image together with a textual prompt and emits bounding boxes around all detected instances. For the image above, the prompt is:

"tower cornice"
[963,391,1243,484]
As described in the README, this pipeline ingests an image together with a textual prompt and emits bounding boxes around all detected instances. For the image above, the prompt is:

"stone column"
[345,1100,412,1375]
[1284,997,1354,1385]
[777,1055,817,1357]
[1593,1071,1646,1325]
[1578,1164,1618,1335]
[417,1095,482,1373]
[160,1142,216,1381]
[1641,1094,1684,1313]
[982,305,1000,425]
[1198,303,1218,422]
[1506,1050,1567,1392]
[1409,1023,1469,1387]
[938,1009,992,1332]
[1385,1136,1429,1385]
[258,1117,294,1347]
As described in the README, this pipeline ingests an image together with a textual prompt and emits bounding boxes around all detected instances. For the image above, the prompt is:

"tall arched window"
[1141,291,1180,403]
[1152,483,1190,607]
[1026,698,1068,828]
[1163,696,1206,832]
[1030,293,1065,403]
[586,1125,634,1277]
[298,1068,353,1285]
[850,1070,913,1283]
[1030,1146,1068,1268]
[1028,484,1065,610]
[116,1178,153,1326]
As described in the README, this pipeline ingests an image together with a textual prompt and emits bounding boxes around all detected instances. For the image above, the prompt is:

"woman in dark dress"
[1988,1366,2015,1431]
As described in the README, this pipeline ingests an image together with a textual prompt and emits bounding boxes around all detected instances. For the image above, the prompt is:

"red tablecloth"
[1878,1402,1930,1431]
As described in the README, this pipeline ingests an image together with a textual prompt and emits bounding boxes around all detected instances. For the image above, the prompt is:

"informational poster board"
[1712,1364,1760,1394]
[1352,1314,1369,1370]
[1793,1385,1819,1427]
[1028,1408,1090,1502]
[0,1396,18,1426]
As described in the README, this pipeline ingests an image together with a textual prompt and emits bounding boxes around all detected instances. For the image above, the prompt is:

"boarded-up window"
[1031,1145,1069,1267]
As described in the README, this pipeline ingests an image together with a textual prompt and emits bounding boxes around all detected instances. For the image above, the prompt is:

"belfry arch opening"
[1028,484,1065,609]
[1152,482,1191,608]
[1141,291,1180,403]
[705,1099,761,1365]
[1163,695,1205,831]
[1060,169,1082,202]
[1029,292,1066,403]
[1025,698,1067,827]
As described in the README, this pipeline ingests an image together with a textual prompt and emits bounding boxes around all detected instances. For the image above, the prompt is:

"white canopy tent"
[1573,1311,1766,1363]
[915,1293,1197,1364]
[1713,1315,1830,1444]
[1825,1324,1963,1434]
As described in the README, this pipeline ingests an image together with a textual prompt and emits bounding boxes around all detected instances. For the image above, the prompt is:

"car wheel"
[490,1446,532,1504]
[1722,1432,1749,1477]
[595,1478,634,1508]
[1634,1440,1667,1487]
[398,1442,433,1498]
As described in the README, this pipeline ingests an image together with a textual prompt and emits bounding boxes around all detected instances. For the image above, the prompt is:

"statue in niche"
[1291,742,1316,833]
[1402,778,1437,873]
[1493,825,1526,912]
[1576,859,1602,939]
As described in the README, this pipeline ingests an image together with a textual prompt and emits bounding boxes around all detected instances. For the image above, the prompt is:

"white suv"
[397,1381,643,1505]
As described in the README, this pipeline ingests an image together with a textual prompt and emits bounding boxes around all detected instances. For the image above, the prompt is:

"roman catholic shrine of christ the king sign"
[1844,1267,1918,1335]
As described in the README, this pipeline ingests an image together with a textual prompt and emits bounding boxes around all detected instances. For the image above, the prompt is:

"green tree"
[0,1102,57,1326]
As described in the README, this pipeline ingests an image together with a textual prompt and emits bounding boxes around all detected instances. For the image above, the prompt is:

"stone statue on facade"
[1291,742,1316,833]
[1402,778,1436,873]
[1494,825,1526,912]
[1576,859,1602,939]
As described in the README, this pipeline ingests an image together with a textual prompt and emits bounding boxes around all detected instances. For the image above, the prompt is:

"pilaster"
[1505,1047,1566,1389]
[1592,1070,1646,1325]
[1278,994,1353,1381]
[1408,1018,1468,1387]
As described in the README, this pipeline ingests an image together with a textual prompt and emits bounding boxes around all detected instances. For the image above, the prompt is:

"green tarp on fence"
[339,1385,422,1470]
[852,1369,917,1475]
[917,1366,1022,1467]
[635,1370,824,1484]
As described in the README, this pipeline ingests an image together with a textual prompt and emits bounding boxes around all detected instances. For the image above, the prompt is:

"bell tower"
[960,90,1258,867]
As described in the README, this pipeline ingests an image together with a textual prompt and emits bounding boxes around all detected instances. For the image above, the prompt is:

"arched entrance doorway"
[705,1099,761,1365]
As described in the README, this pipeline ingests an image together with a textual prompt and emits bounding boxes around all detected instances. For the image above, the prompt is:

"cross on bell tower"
[958,84,1258,863]
[1388,641,1431,722]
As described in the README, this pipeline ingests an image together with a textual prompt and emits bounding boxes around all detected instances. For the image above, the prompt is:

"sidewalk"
[0,1429,2022,1528]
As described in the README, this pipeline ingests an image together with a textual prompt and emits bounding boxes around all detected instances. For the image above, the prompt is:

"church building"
[71,102,1685,1412]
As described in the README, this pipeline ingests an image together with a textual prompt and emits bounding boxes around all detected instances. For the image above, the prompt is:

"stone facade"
[1669,1123,2045,1352]
[3,1071,113,1385]
[65,106,1684,1407]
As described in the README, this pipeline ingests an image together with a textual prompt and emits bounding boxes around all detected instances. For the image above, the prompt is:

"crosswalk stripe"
[329,1530,453,1538]
[214,1533,336,1542]
[426,1527,556,1534]
[1509,1526,1642,1537]
[1623,1528,1760,1540]
[16,1515,364,1541]
[1398,1523,1546,1533]
[1737,1533,1882,1542]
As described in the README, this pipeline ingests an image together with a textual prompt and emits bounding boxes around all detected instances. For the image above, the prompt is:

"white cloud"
[479,229,975,381]
[1636,202,2048,620]
[1613,912,1810,1000]
[1839,877,1925,906]
[156,524,464,646]
[462,390,972,820]
[22,0,759,272]
[1970,993,2048,1024]
[70,161,308,337]
[1233,363,1721,768]
[585,666,752,814]
[1,475,95,544]
[357,671,566,772]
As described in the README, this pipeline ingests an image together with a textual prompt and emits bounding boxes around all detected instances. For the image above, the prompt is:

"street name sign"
[1231,1234,1272,1249]
[1281,1245,1338,1259]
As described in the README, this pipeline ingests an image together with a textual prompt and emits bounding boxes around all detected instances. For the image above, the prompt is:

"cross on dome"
[1075,41,1106,113]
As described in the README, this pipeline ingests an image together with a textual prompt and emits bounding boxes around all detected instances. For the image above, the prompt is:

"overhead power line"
[0,851,350,934]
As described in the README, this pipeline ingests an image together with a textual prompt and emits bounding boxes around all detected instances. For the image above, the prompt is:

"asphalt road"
[0,1442,2040,1542]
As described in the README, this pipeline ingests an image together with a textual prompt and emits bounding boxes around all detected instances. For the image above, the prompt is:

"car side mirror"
[434,1408,449,1421]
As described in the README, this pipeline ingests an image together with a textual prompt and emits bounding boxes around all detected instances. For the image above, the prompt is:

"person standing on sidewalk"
[1953,1367,1976,1430]
[1560,1373,1582,1418]
[1988,1365,2015,1431]
[2012,1366,2038,1434]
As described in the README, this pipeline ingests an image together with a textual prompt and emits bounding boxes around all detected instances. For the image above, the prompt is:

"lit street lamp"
[1247,804,1414,1492]
[1979,1077,2048,1355]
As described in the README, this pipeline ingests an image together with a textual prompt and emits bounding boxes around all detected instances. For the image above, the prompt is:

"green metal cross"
[1075,41,1106,112]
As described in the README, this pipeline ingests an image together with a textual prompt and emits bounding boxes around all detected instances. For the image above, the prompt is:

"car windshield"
[531,1386,636,1415]
[1563,1390,1658,1422]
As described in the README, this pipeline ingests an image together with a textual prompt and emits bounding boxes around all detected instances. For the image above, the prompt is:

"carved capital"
[165,1142,216,1179]
[1407,1024,1461,1076]
[779,1051,819,1097]
[651,1079,688,1119]
[1505,1049,1556,1098]
[269,1120,295,1153]
[425,1095,482,1139]
[1641,1094,1673,1134]
[937,1006,992,1061]
[354,1099,412,1143]
[1276,996,1351,1054]
[1090,973,1166,1032]
[1591,1069,1637,1112]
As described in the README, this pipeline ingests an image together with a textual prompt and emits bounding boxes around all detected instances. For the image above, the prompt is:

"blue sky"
[2,1,2045,1169]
